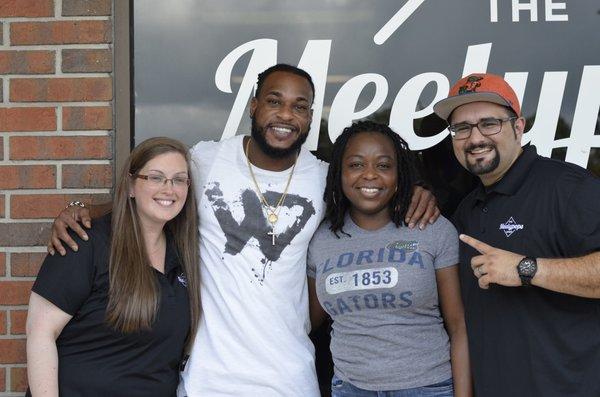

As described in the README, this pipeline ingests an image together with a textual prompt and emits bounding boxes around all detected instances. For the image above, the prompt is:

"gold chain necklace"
[245,138,297,245]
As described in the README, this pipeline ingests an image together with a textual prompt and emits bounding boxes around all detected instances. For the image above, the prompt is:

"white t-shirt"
[179,135,327,396]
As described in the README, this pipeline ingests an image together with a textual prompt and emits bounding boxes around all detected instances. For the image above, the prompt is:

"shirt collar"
[473,145,538,203]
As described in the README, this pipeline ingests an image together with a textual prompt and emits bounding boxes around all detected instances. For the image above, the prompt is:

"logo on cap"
[458,75,483,95]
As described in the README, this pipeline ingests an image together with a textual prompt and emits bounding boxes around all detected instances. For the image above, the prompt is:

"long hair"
[324,121,419,236]
[106,137,200,351]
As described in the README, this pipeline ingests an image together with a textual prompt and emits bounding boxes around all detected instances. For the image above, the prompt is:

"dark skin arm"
[48,186,439,254]
[48,202,111,256]
[308,277,328,331]
[405,185,440,229]
[436,265,472,397]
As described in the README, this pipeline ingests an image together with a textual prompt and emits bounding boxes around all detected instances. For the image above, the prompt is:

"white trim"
[5,248,10,280]
[0,101,111,107]
[4,131,110,136]
[0,159,111,166]
[7,189,111,194]
[55,47,61,74]
[2,132,8,160]
[56,161,62,188]
[2,22,9,47]
[0,159,111,165]
[0,218,57,223]
[0,307,30,312]
[2,77,8,104]
[0,276,37,282]
[2,191,7,219]
[0,247,47,253]
[56,104,63,130]
[5,44,111,50]
[4,16,110,23]
[7,72,110,78]
[0,334,29,339]
[55,0,62,17]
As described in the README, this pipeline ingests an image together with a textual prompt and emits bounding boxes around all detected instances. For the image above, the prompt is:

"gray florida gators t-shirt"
[307,216,458,390]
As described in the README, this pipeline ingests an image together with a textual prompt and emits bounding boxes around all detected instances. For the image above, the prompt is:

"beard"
[250,116,309,159]
[464,143,500,175]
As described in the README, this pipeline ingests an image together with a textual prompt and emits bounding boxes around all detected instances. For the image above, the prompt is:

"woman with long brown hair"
[25,137,201,396]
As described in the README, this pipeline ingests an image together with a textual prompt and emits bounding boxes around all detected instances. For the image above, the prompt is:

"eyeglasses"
[130,173,190,188]
[448,117,517,140]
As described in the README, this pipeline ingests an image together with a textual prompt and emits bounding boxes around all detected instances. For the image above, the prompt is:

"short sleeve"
[189,140,220,190]
[561,173,600,254]
[306,239,317,279]
[32,232,96,316]
[432,216,459,270]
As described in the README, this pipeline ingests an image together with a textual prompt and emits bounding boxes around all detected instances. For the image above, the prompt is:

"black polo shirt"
[452,145,600,397]
[29,214,191,397]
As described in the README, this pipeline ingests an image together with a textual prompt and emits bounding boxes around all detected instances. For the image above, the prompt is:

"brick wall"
[0,1,114,395]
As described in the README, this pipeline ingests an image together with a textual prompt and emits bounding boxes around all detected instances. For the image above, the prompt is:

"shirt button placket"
[480,205,488,234]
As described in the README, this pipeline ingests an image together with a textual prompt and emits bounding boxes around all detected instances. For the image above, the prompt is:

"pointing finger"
[460,234,493,254]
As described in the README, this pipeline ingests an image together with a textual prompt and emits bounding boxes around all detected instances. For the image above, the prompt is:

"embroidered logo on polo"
[205,182,315,284]
[177,273,188,287]
[499,216,524,237]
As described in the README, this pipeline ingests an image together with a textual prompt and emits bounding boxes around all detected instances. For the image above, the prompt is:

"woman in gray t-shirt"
[308,121,471,396]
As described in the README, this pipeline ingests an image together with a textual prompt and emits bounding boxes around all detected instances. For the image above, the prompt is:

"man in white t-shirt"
[180,65,327,396]
[48,64,439,396]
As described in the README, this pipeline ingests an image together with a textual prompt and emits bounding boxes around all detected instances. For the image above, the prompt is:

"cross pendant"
[267,226,276,245]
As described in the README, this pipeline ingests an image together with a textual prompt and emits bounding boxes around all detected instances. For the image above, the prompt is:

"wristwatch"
[517,257,537,286]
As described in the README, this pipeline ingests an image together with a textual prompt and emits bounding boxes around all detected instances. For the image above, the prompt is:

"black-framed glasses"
[130,173,191,188]
[448,117,517,140]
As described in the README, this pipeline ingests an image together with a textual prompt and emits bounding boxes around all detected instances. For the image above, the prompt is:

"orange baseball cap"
[433,73,521,121]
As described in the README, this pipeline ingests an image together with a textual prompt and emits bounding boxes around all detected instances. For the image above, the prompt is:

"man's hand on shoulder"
[405,185,441,229]
[48,204,92,256]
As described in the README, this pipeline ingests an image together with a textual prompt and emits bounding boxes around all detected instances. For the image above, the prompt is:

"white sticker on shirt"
[325,267,398,295]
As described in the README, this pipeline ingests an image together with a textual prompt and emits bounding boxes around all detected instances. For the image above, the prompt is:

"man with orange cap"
[434,73,600,397]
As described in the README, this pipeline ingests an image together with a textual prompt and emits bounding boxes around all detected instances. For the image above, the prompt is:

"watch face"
[519,258,537,276]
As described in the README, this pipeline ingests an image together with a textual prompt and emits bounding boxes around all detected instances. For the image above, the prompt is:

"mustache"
[465,143,496,153]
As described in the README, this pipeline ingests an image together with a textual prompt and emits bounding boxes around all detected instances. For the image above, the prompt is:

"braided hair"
[324,120,419,237]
